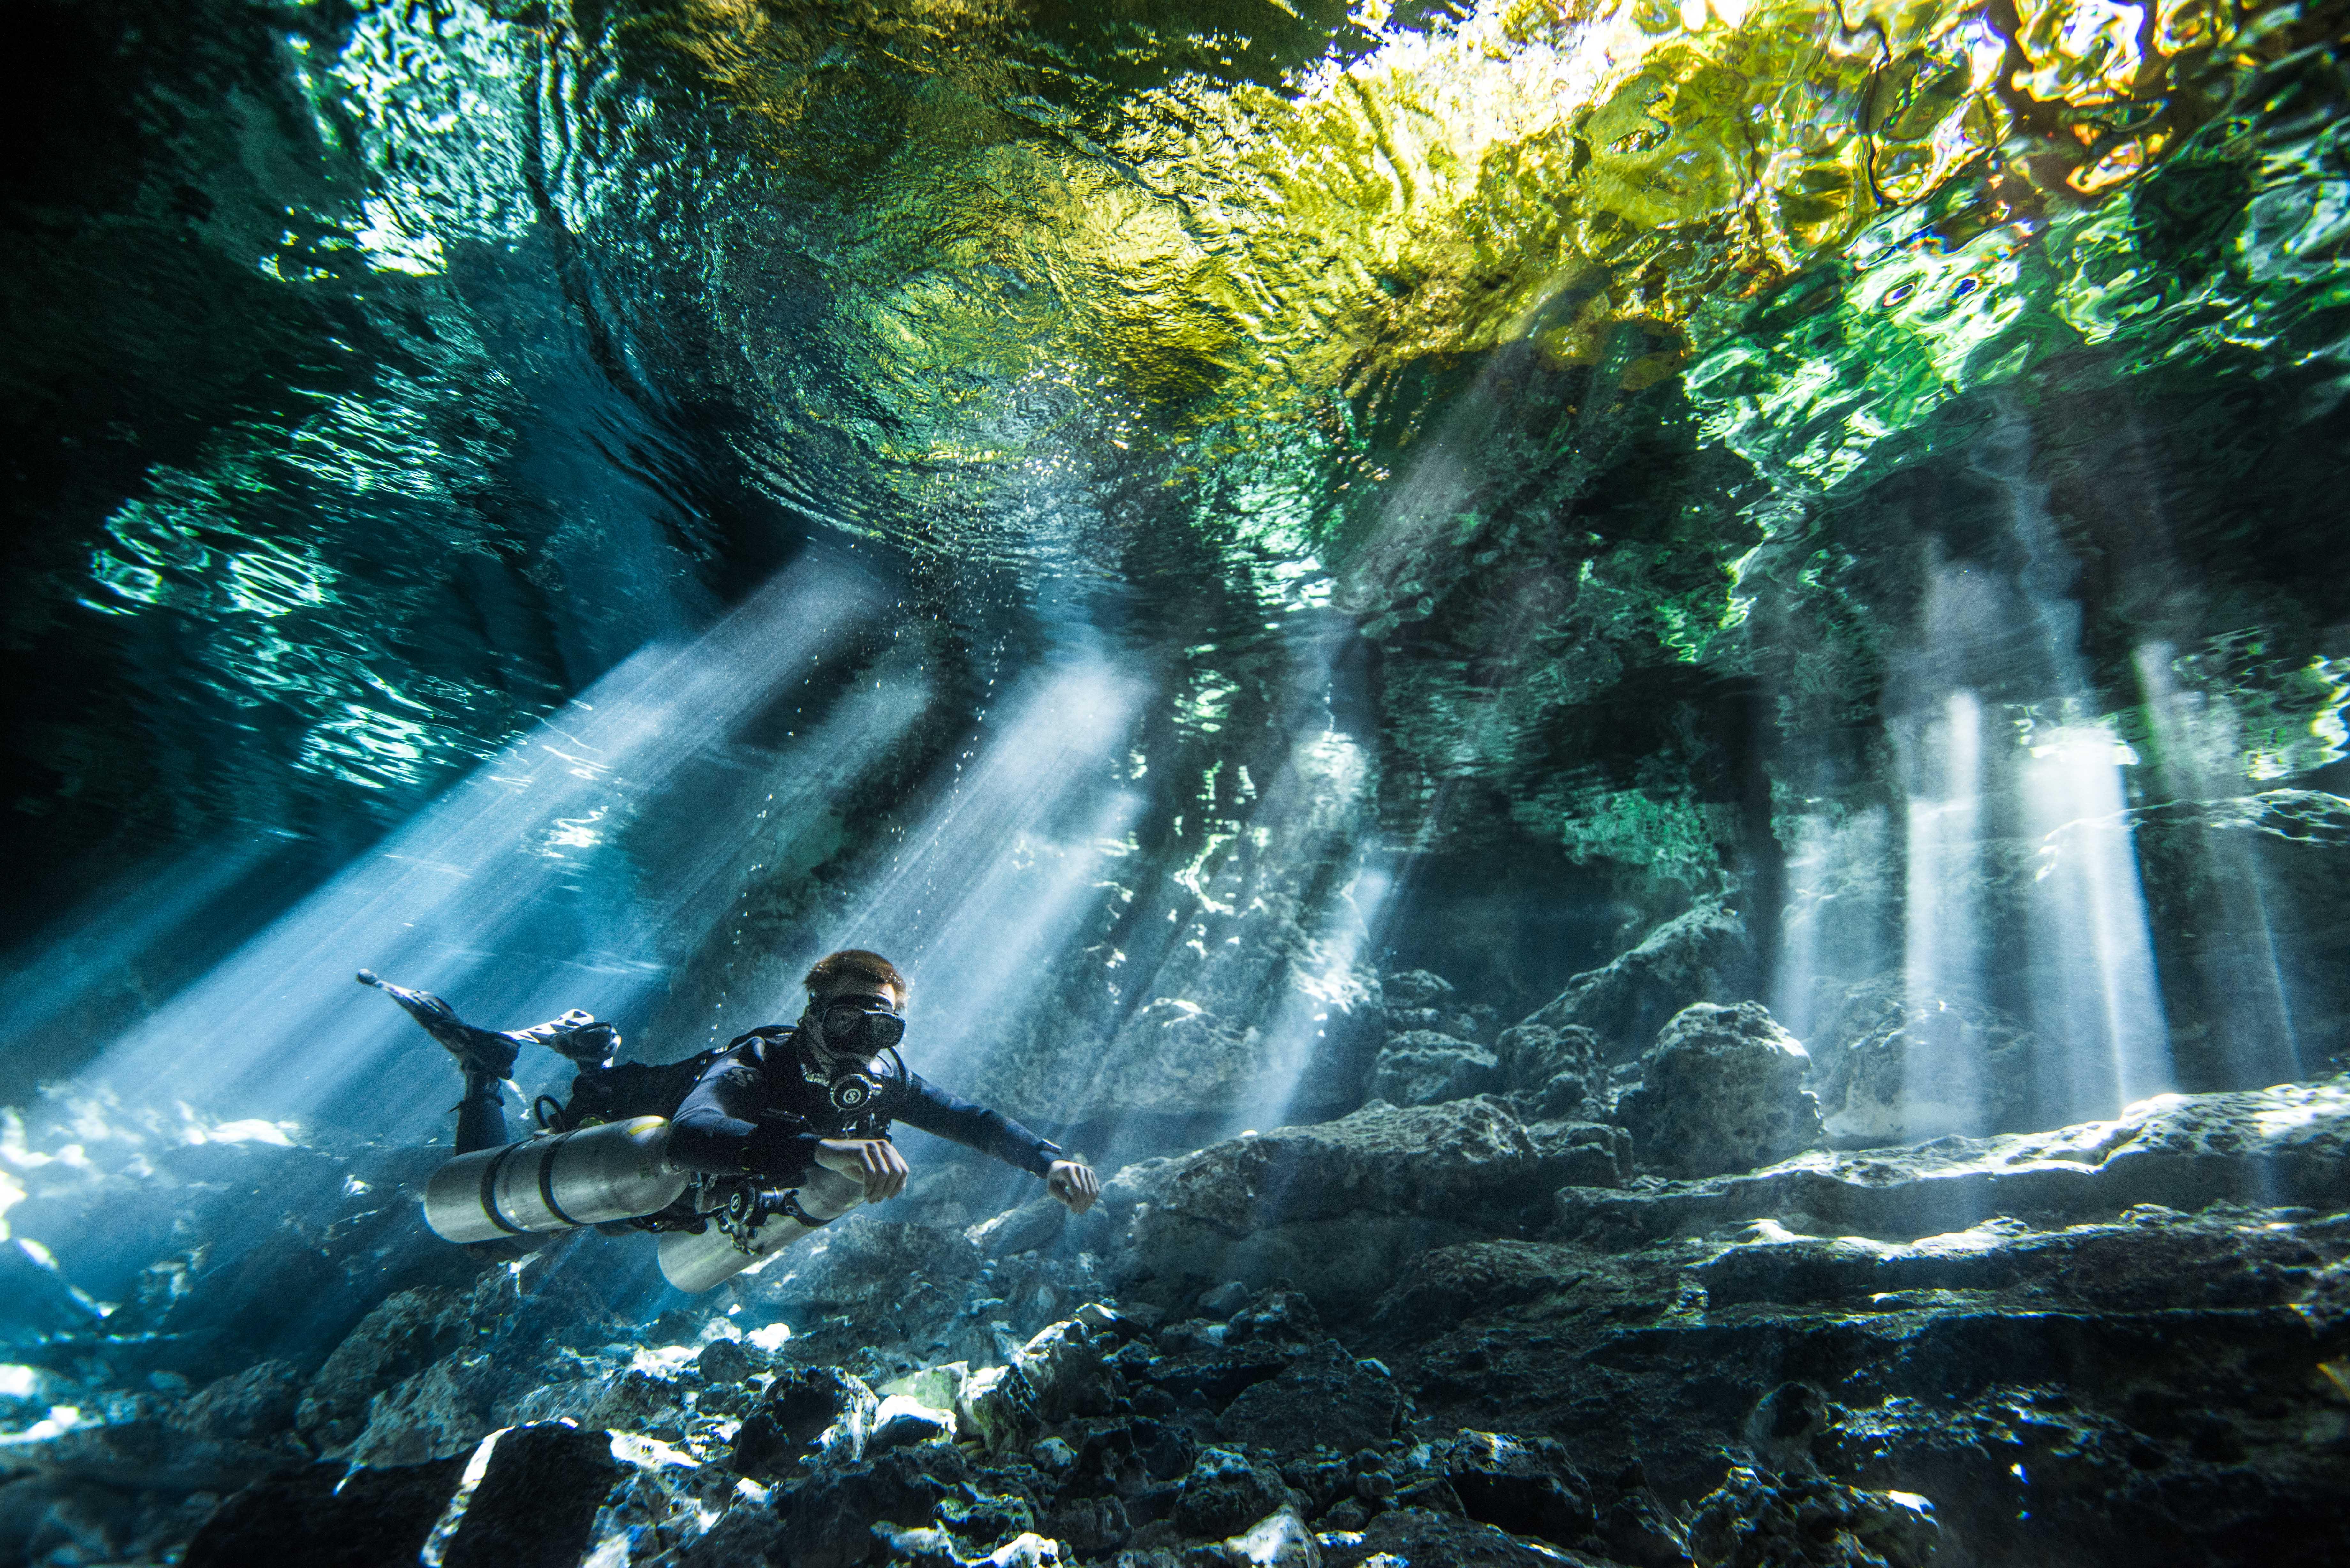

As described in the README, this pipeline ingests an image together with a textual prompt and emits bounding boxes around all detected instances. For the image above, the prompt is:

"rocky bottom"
[3,1074,2347,1567]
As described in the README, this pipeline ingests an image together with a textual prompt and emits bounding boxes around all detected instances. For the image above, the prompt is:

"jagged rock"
[1222,1289,1323,1348]
[1526,1119,1630,1188]
[1383,970,1490,1044]
[1071,1415,1197,1502]
[1686,1468,1938,1568]
[1112,1098,1558,1309]
[1043,1494,1130,1554]
[1807,974,2038,1144]
[1433,1429,1597,1547]
[441,1423,625,1568]
[675,1502,789,1567]
[778,1444,970,1568]
[1207,1505,1320,1565]
[957,1362,1040,1454]
[868,1396,956,1452]
[697,1337,755,1385]
[181,1453,469,1568]
[1217,1341,1401,1456]
[1556,1080,2350,1246]
[293,1285,472,1452]
[582,1366,687,1435]
[1613,1004,1823,1178]
[1013,1318,1113,1422]
[0,1241,103,1344]
[1319,1506,1578,1566]
[345,1353,499,1467]
[1371,1032,1505,1106]
[970,1196,1068,1258]
[168,1360,303,1442]
[1172,1446,1292,1539]
[758,1220,985,1315]
[731,1366,878,1477]
[1525,901,1761,1060]
[1497,1023,1608,1119]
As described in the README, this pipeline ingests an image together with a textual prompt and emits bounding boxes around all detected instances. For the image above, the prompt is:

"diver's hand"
[815,1138,909,1202]
[1045,1160,1100,1215]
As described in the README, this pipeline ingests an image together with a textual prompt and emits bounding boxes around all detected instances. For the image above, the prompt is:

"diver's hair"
[804,949,907,1003]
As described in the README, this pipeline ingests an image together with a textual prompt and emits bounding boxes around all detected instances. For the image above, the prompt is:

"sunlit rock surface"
[4,1066,2341,1564]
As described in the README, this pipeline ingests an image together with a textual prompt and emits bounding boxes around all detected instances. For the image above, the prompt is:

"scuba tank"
[654,1164,867,1292]
[423,1116,688,1243]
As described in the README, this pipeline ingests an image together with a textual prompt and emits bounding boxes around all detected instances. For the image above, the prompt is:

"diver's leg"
[453,1068,511,1154]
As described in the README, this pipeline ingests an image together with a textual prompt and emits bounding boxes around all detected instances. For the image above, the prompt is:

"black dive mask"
[815,994,906,1058]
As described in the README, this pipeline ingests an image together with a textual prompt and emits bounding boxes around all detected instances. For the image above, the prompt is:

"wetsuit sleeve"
[668,1049,822,1185]
[892,1072,1063,1178]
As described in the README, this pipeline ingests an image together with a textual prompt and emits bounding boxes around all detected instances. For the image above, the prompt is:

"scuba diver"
[363,948,1099,1292]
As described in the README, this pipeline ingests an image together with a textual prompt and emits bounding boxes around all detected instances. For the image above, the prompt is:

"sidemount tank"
[424,1116,687,1244]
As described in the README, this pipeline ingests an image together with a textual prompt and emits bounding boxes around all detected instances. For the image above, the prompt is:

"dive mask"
[816,994,906,1057]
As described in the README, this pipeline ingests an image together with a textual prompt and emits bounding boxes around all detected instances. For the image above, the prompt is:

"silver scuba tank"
[423,1116,687,1244]
[656,1165,866,1293]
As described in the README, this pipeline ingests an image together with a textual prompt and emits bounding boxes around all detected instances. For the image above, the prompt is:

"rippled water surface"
[4,0,2348,1112]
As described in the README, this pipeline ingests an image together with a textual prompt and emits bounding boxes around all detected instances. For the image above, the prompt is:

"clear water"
[4,0,2348,1166]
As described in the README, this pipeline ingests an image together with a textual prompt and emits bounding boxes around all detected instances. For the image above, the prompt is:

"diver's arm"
[892,1073,1062,1177]
[667,1051,822,1184]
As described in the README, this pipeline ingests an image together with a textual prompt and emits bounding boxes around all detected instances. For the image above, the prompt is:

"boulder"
[1370,1032,1504,1105]
[169,1361,304,1443]
[1497,1023,1607,1118]
[1217,1341,1401,1455]
[441,1423,625,1568]
[1172,1446,1292,1539]
[181,1454,469,1568]
[1111,1099,1557,1308]
[1207,1506,1320,1566]
[1383,969,1490,1043]
[1613,1003,1823,1177]
[1686,1468,1938,1568]
[1807,973,2039,1144]
[730,1366,878,1477]
[1524,901,1761,1060]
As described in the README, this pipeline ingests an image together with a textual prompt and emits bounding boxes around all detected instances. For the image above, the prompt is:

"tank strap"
[535,1130,584,1227]
[477,1142,528,1235]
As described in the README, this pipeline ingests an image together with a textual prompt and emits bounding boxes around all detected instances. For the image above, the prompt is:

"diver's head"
[800,948,908,1067]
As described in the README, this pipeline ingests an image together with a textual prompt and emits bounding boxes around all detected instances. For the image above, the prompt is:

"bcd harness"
[532,1025,906,1253]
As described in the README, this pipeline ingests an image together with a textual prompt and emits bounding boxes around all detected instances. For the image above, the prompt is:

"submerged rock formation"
[2,1067,2343,1567]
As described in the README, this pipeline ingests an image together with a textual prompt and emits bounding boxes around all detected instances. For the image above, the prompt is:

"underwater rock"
[1208,1505,1320,1565]
[1557,1078,2350,1246]
[181,1452,470,1568]
[1806,973,2039,1144]
[1497,1022,1608,1119]
[1216,1340,1402,1456]
[969,1195,1069,1259]
[167,1359,304,1444]
[1319,1506,1579,1566]
[440,1422,626,1568]
[1685,1468,1938,1568]
[1172,1444,1292,1538]
[1382,969,1491,1043]
[779,1444,971,1568]
[1525,902,1760,1061]
[731,1365,878,1477]
[1370,1031,1505,1106]
[1612,1004,1823,1178]
[1111,1098,1555,1308]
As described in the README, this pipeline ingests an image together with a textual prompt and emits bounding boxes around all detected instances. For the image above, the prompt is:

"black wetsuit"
[667,1026,1062,1186]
